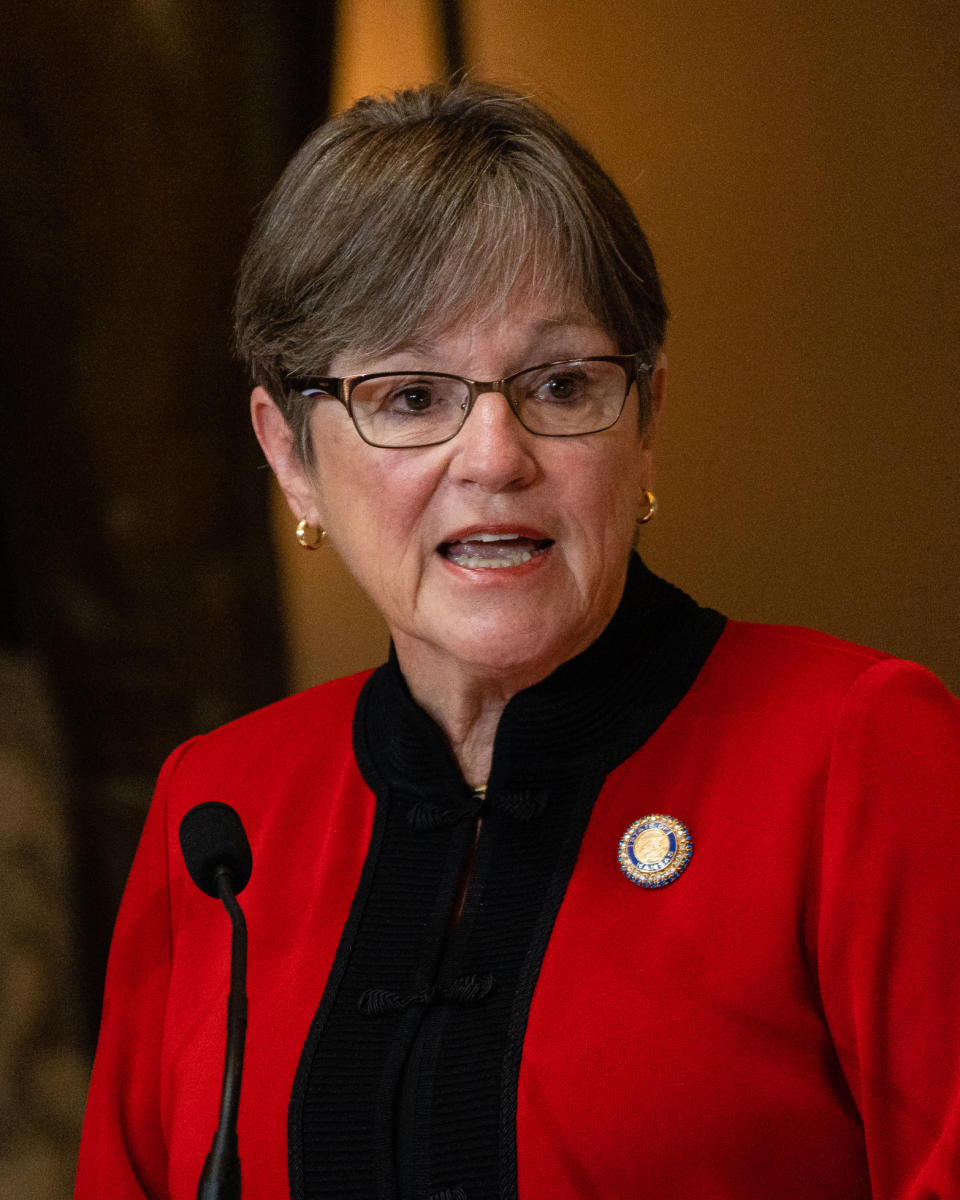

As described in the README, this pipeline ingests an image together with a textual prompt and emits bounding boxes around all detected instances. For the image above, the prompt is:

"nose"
[448,389,537,491]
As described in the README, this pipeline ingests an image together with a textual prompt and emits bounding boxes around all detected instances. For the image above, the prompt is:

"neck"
[390,571,633,784]
[393,649,542,786]
[358,558,727,816]
[388,555,677,786]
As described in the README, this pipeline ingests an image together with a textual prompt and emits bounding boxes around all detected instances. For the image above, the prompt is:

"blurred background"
[1,1,956,1193]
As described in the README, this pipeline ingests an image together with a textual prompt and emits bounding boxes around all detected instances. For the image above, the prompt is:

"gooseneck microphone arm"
[197,864,247,1200]
[179,802,253,1200]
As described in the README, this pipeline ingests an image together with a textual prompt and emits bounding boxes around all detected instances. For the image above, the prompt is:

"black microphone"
[180,801,253,897]
[179,802,253,1200]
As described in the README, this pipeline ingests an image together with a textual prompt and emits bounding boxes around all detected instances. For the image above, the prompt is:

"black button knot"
[357,972,496,1016]
[406,788,547,830]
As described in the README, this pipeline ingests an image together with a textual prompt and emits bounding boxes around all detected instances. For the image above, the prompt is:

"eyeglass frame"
[285,353,652,449]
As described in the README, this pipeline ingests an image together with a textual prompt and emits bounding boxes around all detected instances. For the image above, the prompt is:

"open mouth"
[438,532,554,569]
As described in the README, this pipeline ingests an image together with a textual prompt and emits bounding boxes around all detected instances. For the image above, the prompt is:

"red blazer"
[76,621,960,1198]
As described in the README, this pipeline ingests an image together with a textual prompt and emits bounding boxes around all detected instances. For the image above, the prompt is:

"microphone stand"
[197,865,248,1200]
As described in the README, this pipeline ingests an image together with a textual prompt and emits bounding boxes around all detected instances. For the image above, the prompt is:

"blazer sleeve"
[75,740,196,1199]
[817,659,960,1199]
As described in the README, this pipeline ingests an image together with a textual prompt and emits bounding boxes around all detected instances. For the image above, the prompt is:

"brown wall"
[276,1,960,694]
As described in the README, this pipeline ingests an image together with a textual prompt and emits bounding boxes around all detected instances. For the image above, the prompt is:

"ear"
[649,351,667,422]
[250,387,323,524]
[642,351,667,446]
[637,352,666,488]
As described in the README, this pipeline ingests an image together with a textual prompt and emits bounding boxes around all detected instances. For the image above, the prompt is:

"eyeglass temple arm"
[287,377,346,400]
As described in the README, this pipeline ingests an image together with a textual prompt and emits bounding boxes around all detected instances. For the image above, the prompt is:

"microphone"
[180,801,253,898]
[179,802,253,1200]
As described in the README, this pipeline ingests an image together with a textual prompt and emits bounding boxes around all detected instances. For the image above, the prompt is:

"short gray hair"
[234,81,668,461]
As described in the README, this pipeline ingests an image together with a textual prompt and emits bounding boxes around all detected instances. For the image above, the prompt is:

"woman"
[76,82,960,1199]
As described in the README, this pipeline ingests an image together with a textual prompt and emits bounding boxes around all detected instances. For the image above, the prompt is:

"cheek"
[316,448,442,580]
[569,442,646,538]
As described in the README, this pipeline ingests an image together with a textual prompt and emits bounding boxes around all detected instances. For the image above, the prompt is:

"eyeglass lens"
[349,359,630,447]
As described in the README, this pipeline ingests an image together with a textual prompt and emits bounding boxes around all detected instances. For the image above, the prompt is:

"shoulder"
[204,668,374,741]
[153,668,377,823]
[705,618,955,711]
[715,619,892,681]
[682,620,959,768]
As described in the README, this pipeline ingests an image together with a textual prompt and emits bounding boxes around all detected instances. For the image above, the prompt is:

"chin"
[437,611,587,682]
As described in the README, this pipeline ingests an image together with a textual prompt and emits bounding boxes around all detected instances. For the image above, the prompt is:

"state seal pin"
[618,814,693,888]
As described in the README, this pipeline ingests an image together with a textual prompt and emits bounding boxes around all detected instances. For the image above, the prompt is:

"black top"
[288,555,725,1200]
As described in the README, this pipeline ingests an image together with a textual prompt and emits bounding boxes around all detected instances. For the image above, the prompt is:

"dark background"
[0,0,340,1050]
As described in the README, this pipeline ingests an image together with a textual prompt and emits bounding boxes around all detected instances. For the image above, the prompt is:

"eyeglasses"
[286,354,651,449]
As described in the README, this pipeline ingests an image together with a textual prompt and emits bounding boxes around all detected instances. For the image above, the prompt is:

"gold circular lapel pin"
[618,814,693,888]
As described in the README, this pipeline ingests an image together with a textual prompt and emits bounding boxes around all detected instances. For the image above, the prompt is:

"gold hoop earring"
[637,490,658,524]
[296,518,326,549]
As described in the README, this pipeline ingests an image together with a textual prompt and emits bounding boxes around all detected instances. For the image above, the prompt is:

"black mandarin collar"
[355,553,726,803]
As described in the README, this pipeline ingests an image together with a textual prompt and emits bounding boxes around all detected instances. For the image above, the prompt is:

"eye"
[544,373,580,401]
[358,377,444,417]
[355,375,463,422]
[529,367,589,405]
[390,385,434,413]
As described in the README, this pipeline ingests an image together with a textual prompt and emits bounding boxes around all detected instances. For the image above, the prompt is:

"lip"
[436,523,555,579]
[438,522,552,546]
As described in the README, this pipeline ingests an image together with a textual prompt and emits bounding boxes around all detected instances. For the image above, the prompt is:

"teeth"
[441,532,551,570]
[455,550,533,568]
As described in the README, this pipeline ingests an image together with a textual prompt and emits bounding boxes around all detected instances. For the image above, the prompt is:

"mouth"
[438,530,554,569]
